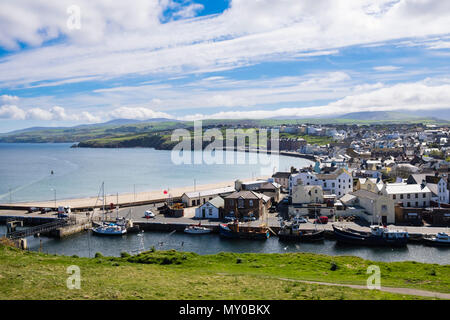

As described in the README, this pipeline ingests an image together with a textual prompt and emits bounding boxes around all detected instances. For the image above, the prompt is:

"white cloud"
[0,1,449,87]
[373,66,401,72]
[0,95,19,103]
[0,105,26,120]
[107,107,172,120]
[178,78,450,120]
[0,104,99,122]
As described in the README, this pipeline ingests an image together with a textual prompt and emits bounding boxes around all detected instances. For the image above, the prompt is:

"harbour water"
[0,143,312,203]
[0,225,448,264]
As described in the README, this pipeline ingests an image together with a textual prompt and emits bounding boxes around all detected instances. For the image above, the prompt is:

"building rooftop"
[384,183,431,194]
[183,186,235,198]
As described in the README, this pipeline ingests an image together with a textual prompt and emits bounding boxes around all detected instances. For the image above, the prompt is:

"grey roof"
[183,186,235,198]
[351,189,381,201]
[205,196,224,209]
[272,172,291,179]
[225,190,271,203]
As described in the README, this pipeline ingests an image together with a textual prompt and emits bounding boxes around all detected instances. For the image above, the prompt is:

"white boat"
[184,224,212,234]
[92,222,127,236]
[91,185,127,236]
[423,232,450,246]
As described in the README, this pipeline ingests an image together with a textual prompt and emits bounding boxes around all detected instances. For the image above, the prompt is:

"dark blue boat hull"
[333,225,408,247]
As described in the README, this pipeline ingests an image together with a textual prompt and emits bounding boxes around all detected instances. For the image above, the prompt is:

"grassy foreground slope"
[0,244,448,300]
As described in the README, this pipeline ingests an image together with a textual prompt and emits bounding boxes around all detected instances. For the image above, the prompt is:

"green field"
[0,242,448,300]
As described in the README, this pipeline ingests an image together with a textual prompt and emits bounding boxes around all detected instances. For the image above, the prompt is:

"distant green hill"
[0,114,447,146]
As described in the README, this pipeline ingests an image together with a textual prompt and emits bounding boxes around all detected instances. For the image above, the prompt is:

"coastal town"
[1,122,450,248]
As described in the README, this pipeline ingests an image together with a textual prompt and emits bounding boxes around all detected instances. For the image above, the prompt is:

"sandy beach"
[2,176,270,209]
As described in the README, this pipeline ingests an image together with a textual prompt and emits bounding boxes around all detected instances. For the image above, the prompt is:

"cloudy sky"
[0,0,450,132]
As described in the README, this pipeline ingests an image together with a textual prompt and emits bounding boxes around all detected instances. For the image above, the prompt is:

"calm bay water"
[0,143,311,203]
[0,225,448,264]
[1,143,448,264]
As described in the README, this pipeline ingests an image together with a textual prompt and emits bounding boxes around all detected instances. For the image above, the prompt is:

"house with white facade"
[289,168,353,198]
[406,174,449,204]
[381,183,432,208]
[195,196,224,219]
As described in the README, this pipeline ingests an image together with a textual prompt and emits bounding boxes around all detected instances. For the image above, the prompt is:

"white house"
[289,168,353,198]
[195,196,224,219]
[406,174,449,204]
[381,183,432,208]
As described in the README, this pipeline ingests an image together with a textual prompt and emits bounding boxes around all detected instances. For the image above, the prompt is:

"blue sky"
[1,0,450,132]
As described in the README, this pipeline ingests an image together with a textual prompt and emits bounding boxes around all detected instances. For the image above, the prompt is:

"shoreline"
[0,176,270,209]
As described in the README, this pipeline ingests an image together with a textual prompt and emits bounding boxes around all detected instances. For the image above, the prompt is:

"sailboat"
[92,184,127,236]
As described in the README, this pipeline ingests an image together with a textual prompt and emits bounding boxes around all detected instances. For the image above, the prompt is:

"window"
[407,202,411,207]
[400,194,404,199]
[249,200,253,207]
[407,194,410,199]
[415,193,418,199]
[393,195,396,200]
[332,182,335,187]
[415,202,418,207]
[381,205,387,212]
[423,193,426,198]
[238,199,245,208]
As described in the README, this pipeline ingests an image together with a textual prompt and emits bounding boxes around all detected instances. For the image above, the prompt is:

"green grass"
[0,243,448,300]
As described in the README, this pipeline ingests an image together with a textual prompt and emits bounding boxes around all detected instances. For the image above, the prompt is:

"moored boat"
[92,222,127,236]
[278,226,324,242]
[423,232,450,247]
[332,224,408,247]
[219,222,270,240]
[184,224,212,234]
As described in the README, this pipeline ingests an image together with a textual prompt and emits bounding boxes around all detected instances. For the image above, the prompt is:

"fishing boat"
[219,222,270,240]
[184,222,212,234]
[92,222,127,236]
[423,232,450,247]
[332,224,408,247]
[278,223,324,242]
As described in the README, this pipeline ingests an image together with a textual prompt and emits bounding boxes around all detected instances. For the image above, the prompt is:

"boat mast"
[102,182,105,221]
[116,192,119,220]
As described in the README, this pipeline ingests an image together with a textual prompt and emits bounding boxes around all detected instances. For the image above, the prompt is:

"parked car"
[293,216,308,224]
[225,215,236,222]
[145,210,155,218]
[314,216,329,224]
[243,216,256,222]
[27,207,39,213]
[269,207,277,213]
[40,207,52,214]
